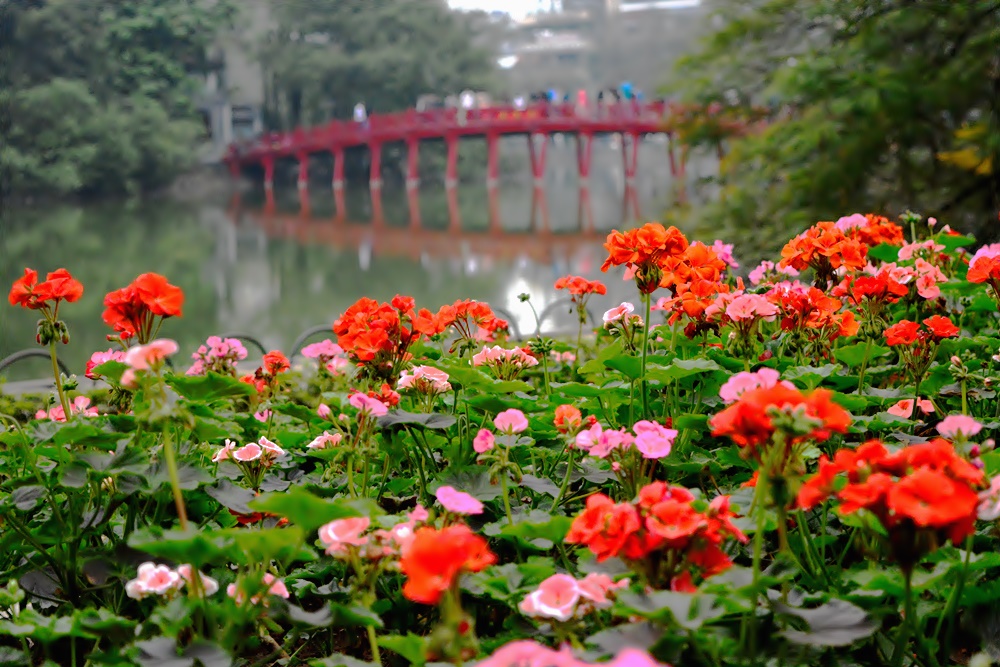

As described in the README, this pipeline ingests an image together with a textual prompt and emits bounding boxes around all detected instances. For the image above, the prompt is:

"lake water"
[0,139,738,381]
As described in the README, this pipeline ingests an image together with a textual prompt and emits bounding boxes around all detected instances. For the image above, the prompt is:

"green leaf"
[865,243,899,263]
[166,372,256,403]
[783,364,839,390]
[10,485,45,511]
[377,634,427,666]
[604,355,642,380]
[91,360,128,383]
[496,510,572,549]
[776,599,878,647]
[616,590,725,631]
[935,233,975,252]
[49,422,122,451]
[248,487,369,533]
[834,343,889,368]
[645,358,723,383]
[435,469,501,501]
[377,411,456,430]
[550,382,611,397]
[519,475,559,497]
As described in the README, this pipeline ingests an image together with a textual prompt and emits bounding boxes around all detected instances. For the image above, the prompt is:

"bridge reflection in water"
[222,181,647,339]
[240,182,642,264]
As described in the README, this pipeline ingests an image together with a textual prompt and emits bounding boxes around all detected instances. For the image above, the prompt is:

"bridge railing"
[228,101,672,161]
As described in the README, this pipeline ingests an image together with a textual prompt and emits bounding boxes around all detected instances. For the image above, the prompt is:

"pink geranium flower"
[473,428,495,453]
[937,415,983,439]
[227,573,290,606]
[719,368,794,404]
[86,348,126,380]
[35,396,100,422]
[318,517,371,555]
[125,562,184,600]
[631,420,678,459]
[494,409,529,434]
[603,302,636,324]
[307,431,343,450]
[518,574,581,622]
[887,398,935,418]
[233,443,262,462]
[123,339,178,371]
[349,392,389,417]
[177,564,219,596]
[434,486,484,515]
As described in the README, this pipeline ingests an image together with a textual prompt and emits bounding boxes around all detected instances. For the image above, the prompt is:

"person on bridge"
[576,89,589,116]
[353,102,368,126]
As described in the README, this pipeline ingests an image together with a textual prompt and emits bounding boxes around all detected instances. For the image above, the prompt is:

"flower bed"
[3,211,1000,667]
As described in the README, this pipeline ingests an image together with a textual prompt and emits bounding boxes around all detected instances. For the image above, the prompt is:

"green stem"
[367,625,382,666]
[540,348,551,396]
[857,338,873,393]
[910,376,922,421]
[346,456,356,497]
[961,379,968,415]
[500,471,514,525]
[744,483,767,659]
[640,293,652,420]
[892,570,914,667]
[161,430,190,531]
[552,448,577,511]
[935,536,973,654]
[49,340,71,418]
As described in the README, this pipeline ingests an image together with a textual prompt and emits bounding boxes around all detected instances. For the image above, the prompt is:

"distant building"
[196,0,270,156]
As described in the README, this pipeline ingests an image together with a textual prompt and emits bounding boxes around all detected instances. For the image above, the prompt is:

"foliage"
[4,211,1000,667]
[258,0,498,129]
[674,0,1000,252]
[1,0,234,199]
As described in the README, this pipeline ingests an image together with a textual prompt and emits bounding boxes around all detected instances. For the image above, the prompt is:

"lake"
[1,138,733,381]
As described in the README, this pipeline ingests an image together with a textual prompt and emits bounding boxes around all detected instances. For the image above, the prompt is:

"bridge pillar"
[445,135,459,188]
[576,132,593,185]
[406,139,420,191]
[296,151,309,190]
[530,186,549,232]
[486,133,500,188]
[332,147,345,190]
[299,188,311,219]
[446,184,461,231]
[369,142,383,190]
[527,133,548,186]
[622,132,640,183]
[488,185,501,232]
[262,156,275,191]
[578,186,594,232]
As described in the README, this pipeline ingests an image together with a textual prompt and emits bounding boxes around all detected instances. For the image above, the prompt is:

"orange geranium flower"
[797,438,984,568]
[659,241,728,292]
[399,525,496,604]
[779,221,868,285]
[711,385,851,460]
[602,222,690,294]
[566,483,746,590]
[8,268,83,310]
[102,273,183,344]
[333,296,425,383]
[554,275,607,297]
[847,214,906,247]
[554,404,583,434]
[884,320,920,346]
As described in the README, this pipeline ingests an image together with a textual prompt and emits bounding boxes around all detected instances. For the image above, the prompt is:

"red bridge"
[224,101,676,191]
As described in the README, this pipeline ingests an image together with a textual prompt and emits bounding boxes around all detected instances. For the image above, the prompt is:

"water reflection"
[1,179,654,381]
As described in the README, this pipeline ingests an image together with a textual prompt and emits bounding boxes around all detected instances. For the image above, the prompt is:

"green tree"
[674,0,1000,245]
[258,0,499,129]
[1,0,234,199]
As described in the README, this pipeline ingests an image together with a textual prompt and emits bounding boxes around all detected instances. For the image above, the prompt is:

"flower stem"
[857,338,873,393]
[48,341,71,418]
[500,471,514,525]
[161,430,190,530]
[891,569,914,667]
[552,448,577,511]
[934,536,973,654]
[961,379,969,415]
[640,293,651,420]
[367,625,382,666]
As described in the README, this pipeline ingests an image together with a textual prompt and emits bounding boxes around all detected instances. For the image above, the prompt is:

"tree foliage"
[674,0,1000,246]
[259,0,499,129]
[1,0,234,199]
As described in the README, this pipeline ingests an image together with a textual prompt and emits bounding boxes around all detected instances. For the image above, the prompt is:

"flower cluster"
[302,339,352,376]
[333,296,429,383]
[566,482,747,590]
[779,221,869,285]
[9,268,84,345]
[477,642,666,667]
[472,345,539,381]
[186,336,248,376]
[798,439,985,567]
[35,396,99,422]
[718,368,795,404]
[602,222,690,294]
[399,524,496,604]
[239,349,291,398]
[121,339,179,388]
[397,365,452,395]
[102,273,184,344]
[967,243,1000,305]
[213,436,285,490]
[414,299,509,348]
[518,572,629,622]
[125,562,218,600]
[748,260,799,286]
